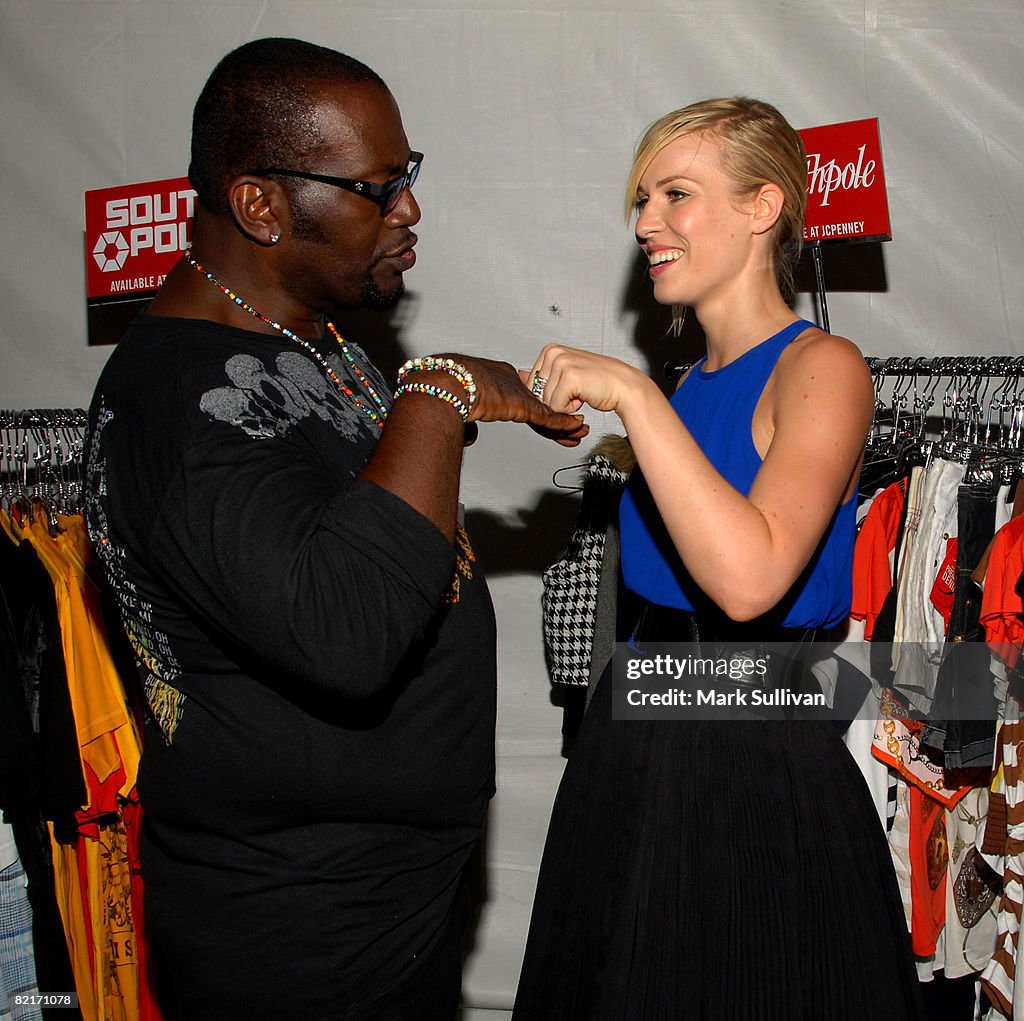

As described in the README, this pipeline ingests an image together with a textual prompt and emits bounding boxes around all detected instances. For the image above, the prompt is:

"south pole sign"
[85,177,195,305]
[798,118,891,244]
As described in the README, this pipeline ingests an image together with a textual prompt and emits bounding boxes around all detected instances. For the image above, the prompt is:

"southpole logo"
[805,146,877,208]
[91,188,196,273]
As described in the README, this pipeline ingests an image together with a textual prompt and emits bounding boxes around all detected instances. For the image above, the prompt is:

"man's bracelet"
[397,356,477,408]
[393,381,470,422]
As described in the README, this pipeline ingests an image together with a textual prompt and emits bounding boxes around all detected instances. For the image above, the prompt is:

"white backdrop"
[2,0,1023,1012]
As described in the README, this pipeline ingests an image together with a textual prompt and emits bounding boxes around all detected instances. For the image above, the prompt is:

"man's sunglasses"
[251,151,423,215]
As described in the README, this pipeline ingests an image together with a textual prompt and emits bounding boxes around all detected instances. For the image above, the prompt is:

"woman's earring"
[269,233,281,245]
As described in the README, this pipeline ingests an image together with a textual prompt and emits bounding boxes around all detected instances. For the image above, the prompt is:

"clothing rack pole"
[810,242,831,334]
[0,409,88,429]
[865,356,1024,378]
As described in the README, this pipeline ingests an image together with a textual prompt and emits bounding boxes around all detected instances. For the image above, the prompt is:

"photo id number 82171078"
[14,993,79,1008]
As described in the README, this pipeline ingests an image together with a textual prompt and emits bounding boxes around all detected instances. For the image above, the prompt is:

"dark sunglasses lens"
[383,180,403,213]
[383,167,418,213]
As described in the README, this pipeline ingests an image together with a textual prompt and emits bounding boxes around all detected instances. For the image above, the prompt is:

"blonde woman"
[514,98,923,1019]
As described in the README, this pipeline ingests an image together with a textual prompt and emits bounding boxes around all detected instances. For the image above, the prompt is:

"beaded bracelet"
[393,381,470,422]
[397,356,477,408]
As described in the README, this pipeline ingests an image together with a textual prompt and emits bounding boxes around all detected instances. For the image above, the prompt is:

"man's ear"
[751,182,784,236]
[227,177,283,246]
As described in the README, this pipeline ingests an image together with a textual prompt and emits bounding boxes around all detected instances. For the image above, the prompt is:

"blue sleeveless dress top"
[619,319,857,629]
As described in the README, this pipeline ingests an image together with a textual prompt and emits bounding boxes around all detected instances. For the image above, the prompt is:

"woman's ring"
[531,372,548,400]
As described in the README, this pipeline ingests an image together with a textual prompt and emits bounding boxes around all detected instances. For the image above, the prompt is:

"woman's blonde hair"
[626,97,807,318]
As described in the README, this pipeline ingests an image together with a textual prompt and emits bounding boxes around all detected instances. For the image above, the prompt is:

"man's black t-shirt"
[85,311,497,1019]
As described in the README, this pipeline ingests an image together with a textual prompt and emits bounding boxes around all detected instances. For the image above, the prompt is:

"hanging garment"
[837,622,898,828]
[0,526,83,1017]
[851,477,909,640]
[892,459,967,713]
[944,788,999,980]
[2,510,155,1021]
[868,467,925,695]
[541,450,630,686]
[981,715,1024,1019]
[980,516,1024,670]
[921,486,998,764]
[909,784,948,957]
[872,691,974,809]
[870,460,980,806]
[887,773,915,944]
[974,515,1024,1018]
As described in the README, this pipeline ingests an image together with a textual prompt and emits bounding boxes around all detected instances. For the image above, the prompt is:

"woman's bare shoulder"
[781,325,872,389]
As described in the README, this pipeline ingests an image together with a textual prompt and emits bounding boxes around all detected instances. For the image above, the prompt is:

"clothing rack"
[862,357,1024,495]
[0,408,88,518]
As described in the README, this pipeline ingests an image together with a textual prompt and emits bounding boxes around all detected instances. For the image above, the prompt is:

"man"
[84,37,585,1020]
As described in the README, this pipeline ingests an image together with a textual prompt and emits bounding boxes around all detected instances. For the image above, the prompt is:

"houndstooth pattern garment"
[542,454,629,686]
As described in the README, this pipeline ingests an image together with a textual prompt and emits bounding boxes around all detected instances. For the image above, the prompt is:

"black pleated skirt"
[513,665,926,1020]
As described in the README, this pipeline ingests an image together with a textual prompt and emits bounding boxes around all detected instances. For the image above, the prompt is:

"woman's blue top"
[618,319,857,629]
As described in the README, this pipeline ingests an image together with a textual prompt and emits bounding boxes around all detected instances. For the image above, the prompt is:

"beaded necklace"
[184,250,387,428]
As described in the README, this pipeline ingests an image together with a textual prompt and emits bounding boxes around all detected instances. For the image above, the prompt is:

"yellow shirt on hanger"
[1,507,144,1021]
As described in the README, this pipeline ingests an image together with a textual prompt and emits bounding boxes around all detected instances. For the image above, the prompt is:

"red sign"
[798,118,891,244]
[84,177,195,304]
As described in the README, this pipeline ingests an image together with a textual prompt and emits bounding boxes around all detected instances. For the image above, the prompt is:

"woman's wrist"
[616,367,665,424]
